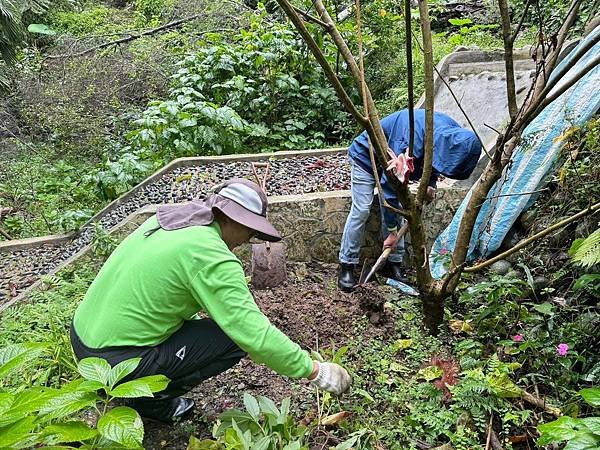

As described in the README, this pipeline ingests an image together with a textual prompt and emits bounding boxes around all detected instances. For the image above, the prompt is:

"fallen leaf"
[449,319,473,334]
[320,411,352,426]
[418,365,444,382]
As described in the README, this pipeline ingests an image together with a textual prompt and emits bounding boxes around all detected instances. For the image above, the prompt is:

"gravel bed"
[0,153,350,305]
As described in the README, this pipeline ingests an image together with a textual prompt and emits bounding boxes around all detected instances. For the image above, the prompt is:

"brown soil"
[143,262,395,450]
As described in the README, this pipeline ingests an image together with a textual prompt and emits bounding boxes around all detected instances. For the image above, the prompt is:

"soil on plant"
[142,262,395,450]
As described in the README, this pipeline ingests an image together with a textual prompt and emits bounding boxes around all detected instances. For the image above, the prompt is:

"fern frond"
[571,228,600,268]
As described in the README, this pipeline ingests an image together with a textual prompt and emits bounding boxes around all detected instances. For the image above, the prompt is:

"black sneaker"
[337,263,356,292]
[131,396,195,424]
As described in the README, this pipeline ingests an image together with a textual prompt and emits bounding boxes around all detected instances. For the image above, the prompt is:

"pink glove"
[386,149,414,184]
[383,230,399,250]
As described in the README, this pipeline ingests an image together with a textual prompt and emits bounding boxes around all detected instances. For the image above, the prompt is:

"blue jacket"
[348,109,482,229]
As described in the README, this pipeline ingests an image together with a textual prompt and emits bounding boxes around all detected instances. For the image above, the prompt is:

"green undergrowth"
[1,0,541,240]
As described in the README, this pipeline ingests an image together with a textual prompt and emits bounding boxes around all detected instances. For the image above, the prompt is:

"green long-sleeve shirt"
[73,216,313,379]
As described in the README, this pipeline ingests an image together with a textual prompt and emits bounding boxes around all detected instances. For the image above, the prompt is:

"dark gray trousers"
[70,319,245,399]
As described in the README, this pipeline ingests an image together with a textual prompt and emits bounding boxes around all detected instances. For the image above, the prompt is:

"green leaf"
[187,436,224,450]
[417,365,444,381]
[580,388,600,407]
[107,358,141,388]
[41,421,99,445]
[0,416,37,448]
[354,389,374,403]
[38,391,98,422]
[581,417,600,435]
[570,228,600,267]
[258,396,279,417]
[250,435,271,450]
[214,410,254,436]
[563,431,600,450]
[487,373,522,398]
[0,343,47,378]
[538,416,579,445]
[77,357,111,385]
[0,393,14,417]
[0,387,59,427]
[27,23,56,35]
[532,302,554,315]
[335,434,360,450]
[448,18,473,26]
[243,393,260,420]
[108,375,169,398]
[97,406,144,448]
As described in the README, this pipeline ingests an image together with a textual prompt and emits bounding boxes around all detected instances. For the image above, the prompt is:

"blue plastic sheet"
[430,25,600,279]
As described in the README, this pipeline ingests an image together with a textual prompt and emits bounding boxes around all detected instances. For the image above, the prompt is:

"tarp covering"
[430,25,600,279]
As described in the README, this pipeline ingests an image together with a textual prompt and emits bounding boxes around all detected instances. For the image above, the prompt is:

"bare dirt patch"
[142,262,395,450]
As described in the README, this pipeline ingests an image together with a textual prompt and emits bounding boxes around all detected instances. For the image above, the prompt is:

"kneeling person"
[71,178,351,423]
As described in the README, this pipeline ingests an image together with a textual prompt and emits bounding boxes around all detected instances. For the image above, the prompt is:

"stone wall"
[113,186,465,265]
[240,186,466,264]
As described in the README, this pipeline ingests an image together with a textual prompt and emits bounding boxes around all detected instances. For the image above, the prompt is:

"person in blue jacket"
[338,109,482,291]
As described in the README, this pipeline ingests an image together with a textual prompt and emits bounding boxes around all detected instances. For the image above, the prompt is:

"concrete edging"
[0,147,346,253]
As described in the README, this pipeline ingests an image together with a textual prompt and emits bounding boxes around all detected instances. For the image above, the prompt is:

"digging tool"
[250,162,287,290]
[357,221,410,287]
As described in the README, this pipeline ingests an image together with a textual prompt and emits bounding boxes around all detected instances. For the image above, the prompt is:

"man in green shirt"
[71,178,351,423]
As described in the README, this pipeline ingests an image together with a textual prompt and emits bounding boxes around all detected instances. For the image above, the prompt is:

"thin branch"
[434,65,491,159]
[464,202,600,272]
[484,123,502,135]
[411,29,491,159]
[476,188,549,207]
[485,416,493,450]
[404,0,415,158]
[47,17,230,58]
[0,225,12,240]
[499,0,518,119]
[312,0,412,204]
[276,0,367,124]
[540,0,583,83]
[522,390,562,418]
[292,5,328,27]
[527,52,600,125]
[511,0,534,43]
[531,32,600,112]
[368,140,410,217]
[415,0,435,208]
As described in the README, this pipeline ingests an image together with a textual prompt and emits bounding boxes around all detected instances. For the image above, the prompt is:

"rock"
[501,227,522,249]
[505,270,520,279]
[489,260,512,275]
[575,216,598,239]
[533,276,549,292]
[519,209,537,231]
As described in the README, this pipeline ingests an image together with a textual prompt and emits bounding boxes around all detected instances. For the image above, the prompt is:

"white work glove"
[310,361,351,395]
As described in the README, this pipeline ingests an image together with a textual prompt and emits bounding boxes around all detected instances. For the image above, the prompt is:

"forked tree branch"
[526,52,600,126]
[275,0,366,125]
[464,202,600,272]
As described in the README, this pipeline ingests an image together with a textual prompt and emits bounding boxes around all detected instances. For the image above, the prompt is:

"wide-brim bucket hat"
[156,178,281,242]
[212,178,281,242]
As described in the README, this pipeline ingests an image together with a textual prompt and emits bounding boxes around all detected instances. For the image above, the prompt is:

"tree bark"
[498,0,517,120]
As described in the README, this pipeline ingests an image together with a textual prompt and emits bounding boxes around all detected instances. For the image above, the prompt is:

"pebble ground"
[0,153,350,304]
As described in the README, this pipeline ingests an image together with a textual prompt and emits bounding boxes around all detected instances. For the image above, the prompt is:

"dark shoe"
[131,396,195,423]
[337,263,356,292]
[380,261,409,283]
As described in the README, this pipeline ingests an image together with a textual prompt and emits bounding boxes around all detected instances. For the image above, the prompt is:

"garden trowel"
[357,221,409,287]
